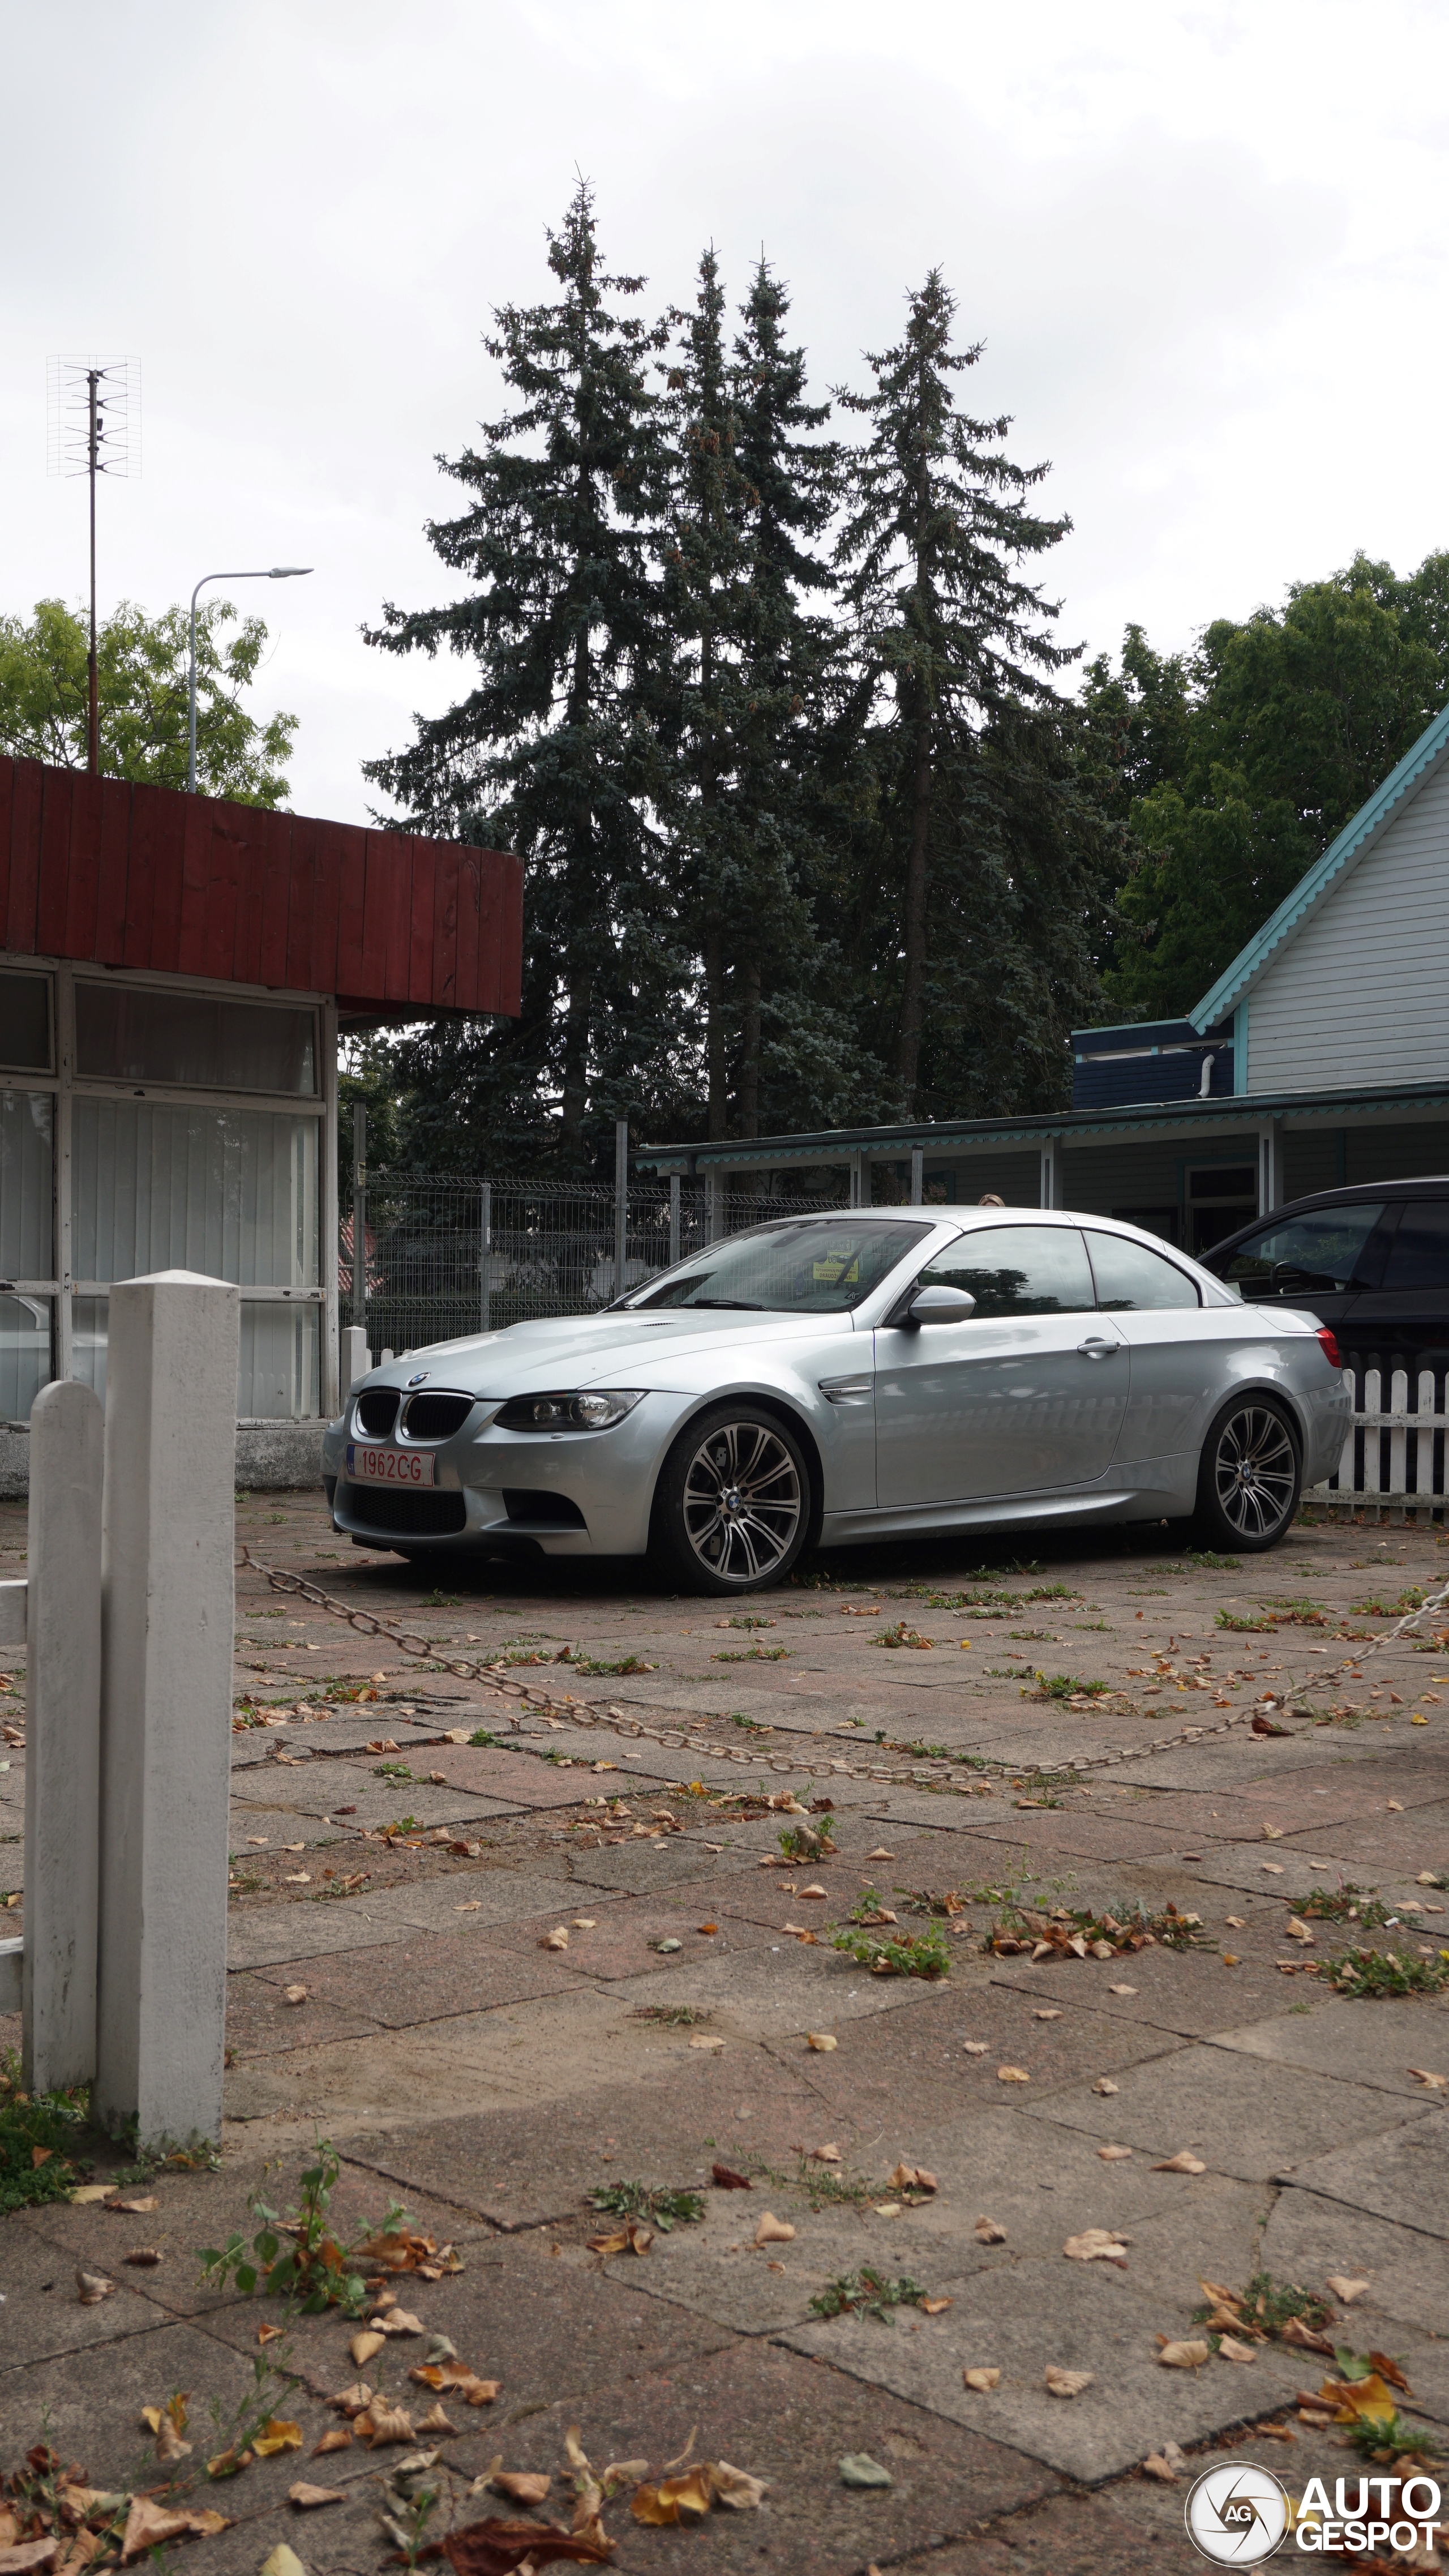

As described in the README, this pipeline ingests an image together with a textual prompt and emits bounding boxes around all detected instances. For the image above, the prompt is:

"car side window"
[1084,1231,1200,1311]
[1380,1201,1449,1291]
[1221,1204,1384,1299]
[916,1225,1095,1318]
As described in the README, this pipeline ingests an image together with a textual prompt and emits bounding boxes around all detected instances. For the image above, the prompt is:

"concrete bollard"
[23,1381,104,2094]
[95,1270,239,2150]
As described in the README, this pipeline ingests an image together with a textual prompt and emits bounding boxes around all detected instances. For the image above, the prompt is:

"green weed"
[589,2181,704,2230]
[198,2139,403,2316]
[830,1922,950,1979]
[1323,1945,1449,1998]
[809,2266,928,2322]
[0,2049,91,2213]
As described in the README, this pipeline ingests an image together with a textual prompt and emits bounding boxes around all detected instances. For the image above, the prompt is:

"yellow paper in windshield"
[813,1250,861,1285]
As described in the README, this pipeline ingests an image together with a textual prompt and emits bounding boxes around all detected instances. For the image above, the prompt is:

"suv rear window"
[1220,1205,1384,1298]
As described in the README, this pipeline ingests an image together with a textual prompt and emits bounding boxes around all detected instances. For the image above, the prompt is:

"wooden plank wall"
[0,757,522,1016]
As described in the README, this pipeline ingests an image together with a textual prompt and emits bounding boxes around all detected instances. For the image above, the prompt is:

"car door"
[1082,1226,1211,1467]
[1211,1202,1387,1347]
[1343,1199,1449,1388]
[873,1222,1129,1506]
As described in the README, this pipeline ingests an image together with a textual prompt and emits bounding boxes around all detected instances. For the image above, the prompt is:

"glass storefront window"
[0,1092,54,1279]
[72,1294,319,1420]
[75,984,316,1095]
[0,1293,51,1419]
[0,974,53,1073]
[72,1101,319,1289]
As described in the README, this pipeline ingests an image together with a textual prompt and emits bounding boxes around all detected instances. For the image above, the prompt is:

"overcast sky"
[7,0,1448,828]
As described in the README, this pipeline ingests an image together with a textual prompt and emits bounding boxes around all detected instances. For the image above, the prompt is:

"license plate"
[346,1442,437,1488]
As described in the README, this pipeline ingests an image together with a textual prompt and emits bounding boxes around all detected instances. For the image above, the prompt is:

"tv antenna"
[46,356,141,774]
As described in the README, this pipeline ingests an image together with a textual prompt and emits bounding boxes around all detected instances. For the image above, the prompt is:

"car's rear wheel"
[651,1403,811,1594]
[1193,1393,1301,1551]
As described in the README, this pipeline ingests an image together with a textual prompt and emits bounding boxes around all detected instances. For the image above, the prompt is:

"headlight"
[493,1389,646,1432]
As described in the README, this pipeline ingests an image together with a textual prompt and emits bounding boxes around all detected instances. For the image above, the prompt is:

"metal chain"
[236,1548,1449,1794]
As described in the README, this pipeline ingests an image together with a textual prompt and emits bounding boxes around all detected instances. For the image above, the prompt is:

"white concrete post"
[341,1324,369,1406]
[95,1271,239,2150]
[23,1381,104,2093]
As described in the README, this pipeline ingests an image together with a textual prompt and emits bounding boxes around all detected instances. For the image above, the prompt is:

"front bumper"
[321,1393,688,1555]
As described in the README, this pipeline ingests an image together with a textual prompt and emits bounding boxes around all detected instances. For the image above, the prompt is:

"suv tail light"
[1316,1325,1344,1371]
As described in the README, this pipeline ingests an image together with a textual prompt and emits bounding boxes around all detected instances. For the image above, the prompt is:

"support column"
[1258,1120,1283,1217]
[1039,1143,1058,1209]
[909,1146,924,1207]
[668,1175,681,1268]
[23,1380,104,2093]
[614,1118,629,1300]
[95,1270,239,2150]
[848,1151,865,1209]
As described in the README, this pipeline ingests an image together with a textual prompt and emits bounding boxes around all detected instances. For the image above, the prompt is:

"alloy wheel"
[1213,1403,1297,1540]
[680,1419,804,1584]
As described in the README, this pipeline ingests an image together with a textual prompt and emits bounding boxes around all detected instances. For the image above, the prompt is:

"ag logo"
[1185,2464,1291,2565]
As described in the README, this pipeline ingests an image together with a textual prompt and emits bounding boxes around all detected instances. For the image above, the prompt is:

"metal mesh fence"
[340,1175,845,1354]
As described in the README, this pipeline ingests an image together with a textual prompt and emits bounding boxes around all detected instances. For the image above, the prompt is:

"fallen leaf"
[350,2330,386,2367]
[1143,2452,1180,2481]
[416,2403,458,2435]
[68,2185,112,2205]
[963,2367,1001,2393]
[1044,2367,1093,2398]
[1314,2371,1401,2429]
[1262,1822,1284,1840]
[371,2308,426,2336]
[799,1884,828,1899]
[75,2271,113,2305]
[838,2455,893,2488]
[1156,2339,1211,2369]
[805,2032,837,2051]
[289,2484,345,2509]
[1409,2068,1448,2090]
[1258,1864,1284,1877]
[256,2321,283,2343]
[259,2551,308,2576]
[711,2164,752,2189]
[252,2420,303,2458]
[1285,1919,1314,1945]
[920,2297,953,2316]
[329,2380,375,2415]
[1326,2276,1370,2302]
[1032,2008,1063,2021]
[1098,2145,1134,2162]
[873,2203,902,2218]
[106,2196,157,2214]
[354,2402,415,2446]
[282,1984,308,2004]
[974,2217,1008,2244]
[122,2246,162,2268]
[710,2461,766,2509]
[1092,2078,1119,2096]
[888,2163,937,2192]
[120,2502,196,2562]
[865,1848,895,1860]
[1218,2335,1259,2365]
[1107,1983,1138,1997]
[754,2213,795,2246]
[1064,2229,1130,2264]
[572,1918,596,1930]
[539,1928,569,1951]
[494,2475,551,2505]
[0,2544,58,2576]
[809,2143,842,2164]
[689,2034,726,2049]
[1152,2151,1207,2175]
[1280,2316,1335,2355]
[313,2428,352,2454]
[962,2041,989,2056]
[996,2065,1030,2083]
[696,1922,717,1935]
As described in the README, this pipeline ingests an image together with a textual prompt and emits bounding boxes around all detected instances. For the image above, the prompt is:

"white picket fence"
[1305,1367,1449,1521]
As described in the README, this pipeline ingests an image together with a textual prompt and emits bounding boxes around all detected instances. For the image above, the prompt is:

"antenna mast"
[47,356,141,774]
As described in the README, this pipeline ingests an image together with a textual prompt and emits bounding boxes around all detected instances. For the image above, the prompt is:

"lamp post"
[187,566,313,792]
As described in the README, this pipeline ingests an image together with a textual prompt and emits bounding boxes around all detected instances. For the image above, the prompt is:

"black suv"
[1198,1179,1449,1385]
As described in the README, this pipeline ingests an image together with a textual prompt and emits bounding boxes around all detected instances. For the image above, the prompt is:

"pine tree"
[363,178,672,1168]
[836,271,1074,1113]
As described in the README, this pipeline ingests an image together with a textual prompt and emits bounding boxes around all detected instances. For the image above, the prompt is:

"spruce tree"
[363,178,672,1167]
[836,272,1074,1114]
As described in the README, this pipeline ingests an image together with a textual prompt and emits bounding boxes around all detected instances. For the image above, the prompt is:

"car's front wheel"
[651,1403,811,1594]
[1193,1392,1301,1551]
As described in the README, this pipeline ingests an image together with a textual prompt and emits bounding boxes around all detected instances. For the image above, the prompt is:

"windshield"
[629,1219,931,1314]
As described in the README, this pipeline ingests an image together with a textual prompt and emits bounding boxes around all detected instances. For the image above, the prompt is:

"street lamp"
[187,566,313,792]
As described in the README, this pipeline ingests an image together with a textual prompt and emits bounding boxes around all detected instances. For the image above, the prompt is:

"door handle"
[1077,1337,1121,1358]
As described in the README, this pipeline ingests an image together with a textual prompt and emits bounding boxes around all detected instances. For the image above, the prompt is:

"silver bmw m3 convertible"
[322,1209,1351,1594]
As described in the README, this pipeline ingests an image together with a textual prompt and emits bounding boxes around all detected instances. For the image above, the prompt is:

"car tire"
[1192,1392,1301,1552]
[650,1402,812,1595]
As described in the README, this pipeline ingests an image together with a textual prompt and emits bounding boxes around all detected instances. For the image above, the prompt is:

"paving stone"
[0,2217,170,2368]
[600,1935,963,2039]
[876,2488,1172,2576]
[487,1895,783,1983]
[772,1982,1180,2131]
[1281,1811,1449,1876]
[1279,2107,1449,2234]
[986,1941,1294,2040]
[1015,2046,1415,2181]
[232,1780,519,1835]
[560,1838,728,1893]
[1211,1995,1449,2099]
[431,2332,1061,2576]
[782,2253,1305,2481]
[226,1871,582,1969]
[225,1970,384,2057]
[1259,2192,1449,2341]
[948,1811,1190,1863]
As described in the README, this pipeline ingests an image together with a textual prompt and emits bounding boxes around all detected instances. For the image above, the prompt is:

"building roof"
[637,1074,1449,1173]
[1186,698,1449,1033]
[0,755,522,1018]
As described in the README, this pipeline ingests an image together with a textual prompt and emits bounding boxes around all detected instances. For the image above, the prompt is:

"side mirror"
[906,1284,978,1325]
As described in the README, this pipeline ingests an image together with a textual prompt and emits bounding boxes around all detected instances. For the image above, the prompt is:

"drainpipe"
[1199,1052,1215,1098]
